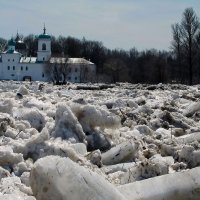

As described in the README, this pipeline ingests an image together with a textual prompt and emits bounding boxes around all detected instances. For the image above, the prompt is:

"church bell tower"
[37,25,51,62]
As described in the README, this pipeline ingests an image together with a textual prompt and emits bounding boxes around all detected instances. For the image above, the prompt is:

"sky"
[0,0,200,51]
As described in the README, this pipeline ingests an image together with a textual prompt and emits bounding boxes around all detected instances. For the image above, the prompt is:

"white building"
[0,27,96,82]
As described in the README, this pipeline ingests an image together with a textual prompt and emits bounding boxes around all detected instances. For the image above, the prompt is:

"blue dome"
[38,34,51,39]
[38,26,51,39]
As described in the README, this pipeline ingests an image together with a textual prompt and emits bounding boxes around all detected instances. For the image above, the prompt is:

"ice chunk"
[53,103,86,143]
[16,108,46,132]
[0,176,33,197]
[86,130,111,151]
[17,85,29,95]
[118,167,200,200]
[0,114,15,136]
[13,128,49,160]
[23,97,52,111]
[120,154,174,184]
[102,140,140,165]
[30,156,126,200]
[0,146,23,166]
[0,99,13,114]
[86,150,102,167]
[0,166,10,180]
[71,103,121,132]
[0,194,36,200]
[20,172,30,187]
[134,125,153,135]
[41,138,86,163]
[175,132,200,144]
[183,101,200,117]
[13,162,30,176]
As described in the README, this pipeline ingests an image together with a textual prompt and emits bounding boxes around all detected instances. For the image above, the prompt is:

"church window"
[42,43,46,51]
[8,66,10,70]
[21,66,23,71]
[26,66,28,71]
[13,66,15,70]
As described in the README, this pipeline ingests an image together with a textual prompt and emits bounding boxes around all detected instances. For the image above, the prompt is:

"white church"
[0,27,96,82]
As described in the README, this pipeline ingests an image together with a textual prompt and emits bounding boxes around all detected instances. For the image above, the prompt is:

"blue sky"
[0,0,200,51]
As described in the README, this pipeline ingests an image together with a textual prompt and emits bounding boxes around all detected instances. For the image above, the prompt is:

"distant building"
[49,57,96,83]
[0,27,96,82]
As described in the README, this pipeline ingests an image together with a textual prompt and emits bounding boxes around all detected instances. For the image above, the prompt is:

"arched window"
[42,43,46,50]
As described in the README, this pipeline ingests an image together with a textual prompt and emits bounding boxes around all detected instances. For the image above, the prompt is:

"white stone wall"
[0,55,47,81]
[67,64,81,83]
[0,53,21,80]
[66,63,96,83]
[1,53,21,64]
[15,63,47,81]
[0,56,96,82]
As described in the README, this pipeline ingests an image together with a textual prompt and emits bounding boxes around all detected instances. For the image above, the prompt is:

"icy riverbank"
[0,81,200,199]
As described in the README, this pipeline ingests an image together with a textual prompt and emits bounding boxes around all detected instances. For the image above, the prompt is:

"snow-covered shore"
[0,81,200,199]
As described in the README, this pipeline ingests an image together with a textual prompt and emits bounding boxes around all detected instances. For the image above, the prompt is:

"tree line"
[171,7,200,85]
[0,7,200,85]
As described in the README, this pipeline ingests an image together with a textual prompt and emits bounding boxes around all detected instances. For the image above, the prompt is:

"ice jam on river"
[0,81,199,200]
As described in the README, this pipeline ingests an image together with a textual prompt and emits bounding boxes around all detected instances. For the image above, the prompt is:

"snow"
[0,81,200,199]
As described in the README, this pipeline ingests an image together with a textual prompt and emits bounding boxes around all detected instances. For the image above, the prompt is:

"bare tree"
[23,34,38,56]
[180,8,200,85]
[79,59,93,83]
[44,59,60,84]
[60,57,69,84]
[171,23,184,83]
[103,58,129,83]
[0,38,7,53]
[80,64,88,83]
[80,64,96,83]
[44,57,68,84]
